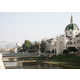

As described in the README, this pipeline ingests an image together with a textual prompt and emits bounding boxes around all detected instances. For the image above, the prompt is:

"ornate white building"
[45,16,80,55]
[65,16,80,49]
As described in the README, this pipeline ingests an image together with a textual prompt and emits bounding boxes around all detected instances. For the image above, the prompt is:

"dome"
[65,23,79,31]
[65,16,79,31]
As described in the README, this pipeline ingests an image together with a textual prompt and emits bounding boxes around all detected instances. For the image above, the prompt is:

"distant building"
[43,16,80,55]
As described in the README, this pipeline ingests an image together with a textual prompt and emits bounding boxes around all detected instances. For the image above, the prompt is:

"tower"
[70,15,73,24]
[65,16,79,38]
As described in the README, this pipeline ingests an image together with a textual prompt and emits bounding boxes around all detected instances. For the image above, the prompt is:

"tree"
[63,49,69,56]
[22,40,32,51]
[63,47,78,56]
[34,41,40,50]
[17,47,23,52]
[67,47,78,52]
[40,40,46,53]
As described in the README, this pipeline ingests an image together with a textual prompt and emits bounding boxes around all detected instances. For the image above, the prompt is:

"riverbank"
[42,55,80,69]
[34,55,80,69]
[6,55,80,69]
[42,61,80,69]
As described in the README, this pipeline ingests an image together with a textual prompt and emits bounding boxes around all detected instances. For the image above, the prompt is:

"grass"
[48,55,80,68]
[49,55,80,62]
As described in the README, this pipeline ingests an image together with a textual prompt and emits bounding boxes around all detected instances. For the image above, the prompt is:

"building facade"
[44,16,80,55]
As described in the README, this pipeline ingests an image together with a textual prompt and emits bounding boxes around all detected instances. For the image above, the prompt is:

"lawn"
[50,55,80,62]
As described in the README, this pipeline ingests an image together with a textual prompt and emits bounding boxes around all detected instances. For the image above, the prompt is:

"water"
[4,62,63,69]
[4,62,17,67]
[23,62,63,69]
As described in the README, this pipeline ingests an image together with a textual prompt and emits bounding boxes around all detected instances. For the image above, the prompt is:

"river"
[23,62,63,69]
[4,62,63,69]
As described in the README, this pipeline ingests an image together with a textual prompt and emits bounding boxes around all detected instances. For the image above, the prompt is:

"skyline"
[0,12,80,42]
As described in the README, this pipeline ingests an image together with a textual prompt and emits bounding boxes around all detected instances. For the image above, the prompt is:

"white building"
[44,16,80,55]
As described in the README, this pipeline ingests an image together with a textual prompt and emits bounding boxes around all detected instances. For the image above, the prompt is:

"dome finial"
[70,15,73,24]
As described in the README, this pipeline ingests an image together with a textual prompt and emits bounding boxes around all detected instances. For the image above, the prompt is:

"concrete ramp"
[0,53,5,69]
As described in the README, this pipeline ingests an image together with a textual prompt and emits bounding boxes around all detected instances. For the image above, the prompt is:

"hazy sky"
[0,12,80,42]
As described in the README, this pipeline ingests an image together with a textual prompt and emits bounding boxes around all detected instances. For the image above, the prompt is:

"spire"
[70,15,73,24]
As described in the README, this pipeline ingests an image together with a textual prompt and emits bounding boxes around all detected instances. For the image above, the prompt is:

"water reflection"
[4,62,63,69]
[23,62,63,69]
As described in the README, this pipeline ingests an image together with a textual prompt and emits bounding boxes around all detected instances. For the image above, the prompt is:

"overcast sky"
[0,12,80,42]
